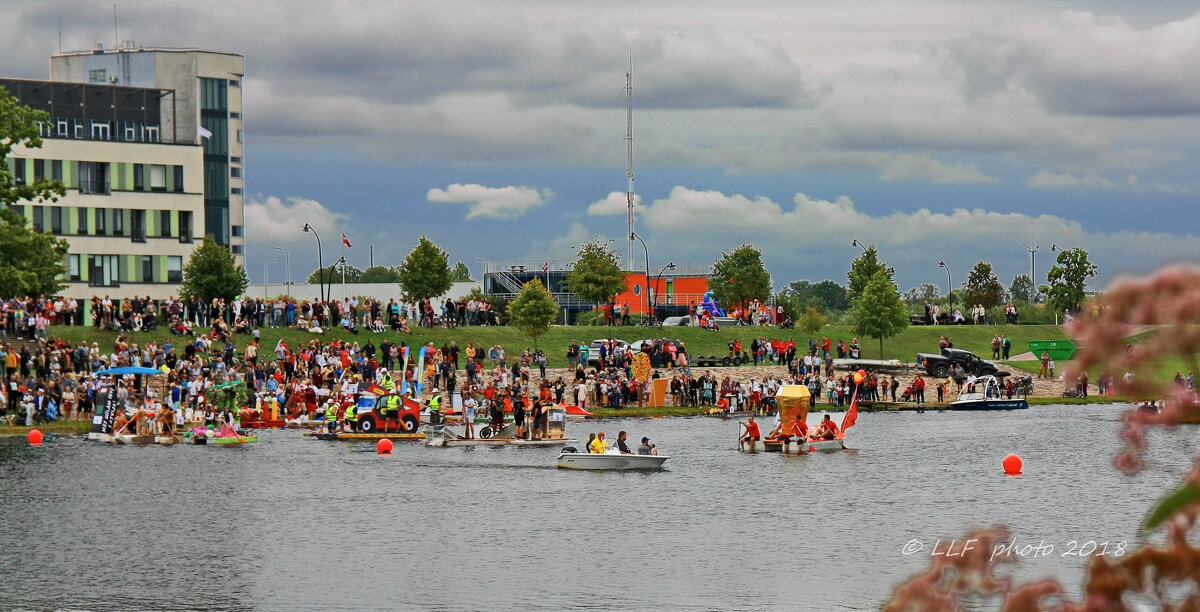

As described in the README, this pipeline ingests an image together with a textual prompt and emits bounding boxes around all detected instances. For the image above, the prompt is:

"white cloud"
[1027,171,1116,189]
[879,154,997,184]
[244,196,349,245]
[587,191,642,216]
[427,183,552,219]
[634,186,1200,289]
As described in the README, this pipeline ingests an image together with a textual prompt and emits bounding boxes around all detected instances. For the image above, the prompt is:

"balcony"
[79,179,110,195]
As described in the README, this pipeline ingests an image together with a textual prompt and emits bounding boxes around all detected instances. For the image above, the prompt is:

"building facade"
[1,44,244,301]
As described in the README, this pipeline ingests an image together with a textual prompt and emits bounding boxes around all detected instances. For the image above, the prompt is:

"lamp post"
[273,247,291,298]
[1027,243,1039,303]
[631,231,651,321]
[938,261,952,316]
[653,261,676,322]
[334,256,347,302]
[302,223,324,302]
[851,239,868,254]
[263,258,278,298]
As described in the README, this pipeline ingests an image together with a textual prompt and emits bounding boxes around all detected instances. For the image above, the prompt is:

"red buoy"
[1003,454,1022,475]
[377,438,393,454]
[27,429,44,445]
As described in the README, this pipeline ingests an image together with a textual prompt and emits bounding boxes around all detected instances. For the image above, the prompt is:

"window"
[77,207,88,235]
[95,207,106,235]
[237,129,243,143]
[50,207,62,234]
[51,160,63,182]
[231,225,243,238]
[201,78,228,110]
[160,210,171,237]
[14,159,25,185]
[231,187,243,195]
[173,166,184,192]
[169,255,184,282]
[149,165,166,191]
[230,156,242,164]
[68,254,81,282]
[232,245,244,255]
[230,167,242,178]
[38,121,51,138]
[88,69,107,83]
[142,256,154,282]
[124,125,137,141]
[33,159,44,181]
[73,122,84,138]
[178,211,192,243]
[229,79,241,87]
[133,164,144,191]
[131,209,146,242]
[143,126,159,142]
[112,208,125,236]
[91,121,112,140]
[88,255,119,287]
[230,112,242,119]
[79,162,109,194]
[56,120,68,136]
[32,206,43,231]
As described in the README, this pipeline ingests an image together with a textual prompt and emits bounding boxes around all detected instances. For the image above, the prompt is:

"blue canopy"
[95,366,164,376]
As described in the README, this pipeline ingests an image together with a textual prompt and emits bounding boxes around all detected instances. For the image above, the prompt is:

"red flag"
[543,260,549,274]
[341,233,353,248]
[841,391,859,433]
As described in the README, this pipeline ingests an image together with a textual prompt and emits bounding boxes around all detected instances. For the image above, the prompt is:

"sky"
[4,0,1199,293]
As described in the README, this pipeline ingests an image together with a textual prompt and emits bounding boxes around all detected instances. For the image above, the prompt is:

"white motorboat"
[555,449,669,470]
[950,375,1028,410]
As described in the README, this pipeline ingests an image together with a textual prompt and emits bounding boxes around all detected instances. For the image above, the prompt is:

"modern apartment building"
[1,43,244,300]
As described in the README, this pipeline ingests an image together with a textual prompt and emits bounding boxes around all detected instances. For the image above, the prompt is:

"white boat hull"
[556,452,669,470]
[755,438,845,454]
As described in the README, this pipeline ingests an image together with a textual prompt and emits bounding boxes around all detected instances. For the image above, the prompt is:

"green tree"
[1041,247,1098,314]
[360,265,400,283]
[563,238,626,305]
[396,236,452,302]
[960,261,1005,308]
[902,283,941,306]
[307,264,363,284]
[0,207,70,296]
[1,89,65,209]
[507,278,558,348]
[847,245,894,304]
[179,236,249,302]
[448,261,474,282]
[851,270,909,358]
[710,244,772,315]
[797,304,826,334]
[1009,274,1034,303]
[781,279,850,313]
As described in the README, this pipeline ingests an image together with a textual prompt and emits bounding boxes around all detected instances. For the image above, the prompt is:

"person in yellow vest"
[428,388,442,425]
[324,401,339,433]
[344,402,358,431]
[590,431,608,454]
[384,393,401,419]
[380,370,395,392]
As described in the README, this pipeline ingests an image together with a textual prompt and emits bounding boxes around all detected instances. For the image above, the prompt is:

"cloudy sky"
[6,1,1199,292]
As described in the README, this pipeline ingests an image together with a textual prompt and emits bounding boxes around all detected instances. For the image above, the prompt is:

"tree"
[307,264,363,284]
[902,283,941,306]
[1,89,65,209]
[1041,247,1098,314]
[797,304,826,334]
[0,207,69,296]
[781,279,850,313]
[179,236,249,302]
[448,261,474,282]
[1009,274,1034,303]
[710,244,772,315]
[850,270,909,358]
[563,238,626,305]
[847,245,894,304]
[396,236,452,302]
[507,278,558,348]
[960,261,1005,308]
[360,265,400,284]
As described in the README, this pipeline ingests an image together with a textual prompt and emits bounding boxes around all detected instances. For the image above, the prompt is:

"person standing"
[1001,335,1011,360]
[1039,351,1050,379]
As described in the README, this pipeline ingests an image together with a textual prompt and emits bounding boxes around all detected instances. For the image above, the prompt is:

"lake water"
[1,404,1194,611]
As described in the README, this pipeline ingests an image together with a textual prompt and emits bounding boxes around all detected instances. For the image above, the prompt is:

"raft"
[194,434,258,445]
[303,432,425,441]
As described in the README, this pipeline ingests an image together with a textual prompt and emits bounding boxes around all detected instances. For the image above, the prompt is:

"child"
[1049,359,1056,380]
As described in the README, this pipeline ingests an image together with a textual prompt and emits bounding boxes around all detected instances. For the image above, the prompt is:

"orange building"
[613,266,711,316]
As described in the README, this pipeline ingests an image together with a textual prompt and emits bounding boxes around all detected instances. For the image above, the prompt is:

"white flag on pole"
[197,125,213,139]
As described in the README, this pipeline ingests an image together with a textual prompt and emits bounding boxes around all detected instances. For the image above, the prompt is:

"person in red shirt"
[816,414,839,440]
[778,413,809,448]
[740,415,762,451]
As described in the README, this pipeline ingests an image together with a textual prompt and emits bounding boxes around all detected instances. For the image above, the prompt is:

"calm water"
[2,405,1196,611]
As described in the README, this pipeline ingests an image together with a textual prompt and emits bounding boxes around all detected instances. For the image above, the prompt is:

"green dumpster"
[1028,340,1078,361]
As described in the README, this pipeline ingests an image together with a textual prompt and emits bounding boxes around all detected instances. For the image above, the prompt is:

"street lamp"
[1027,243,1039,303]
[631,231,651,320]
[334,256,347,301]
[273,247,291,297]
[851,239,868,254]
[263,258,278,298]
[652,261,676,322]
[938,261,952,316]
[302,223,324,302]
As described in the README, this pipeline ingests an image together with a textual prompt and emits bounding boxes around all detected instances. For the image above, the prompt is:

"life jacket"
[324,404,337,420]
[429,394,442,412]
[345,405,357,421]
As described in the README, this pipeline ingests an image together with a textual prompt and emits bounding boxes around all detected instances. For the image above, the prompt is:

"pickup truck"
[915,348,1007,378]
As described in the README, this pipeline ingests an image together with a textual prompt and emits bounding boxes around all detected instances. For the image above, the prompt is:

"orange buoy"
[27,429,44,445]
[377,438,393,454]
[1003,454,1022,475]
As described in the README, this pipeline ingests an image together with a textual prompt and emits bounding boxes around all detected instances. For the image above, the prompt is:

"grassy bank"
[0,420,92,436]
[41,322,1066,369]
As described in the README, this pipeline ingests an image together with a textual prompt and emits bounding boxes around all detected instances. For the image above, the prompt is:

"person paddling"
[816,414,839,440]
[739,415,762,452]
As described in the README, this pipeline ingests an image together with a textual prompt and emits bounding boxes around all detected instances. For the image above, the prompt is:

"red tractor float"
[355,387,423,434]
